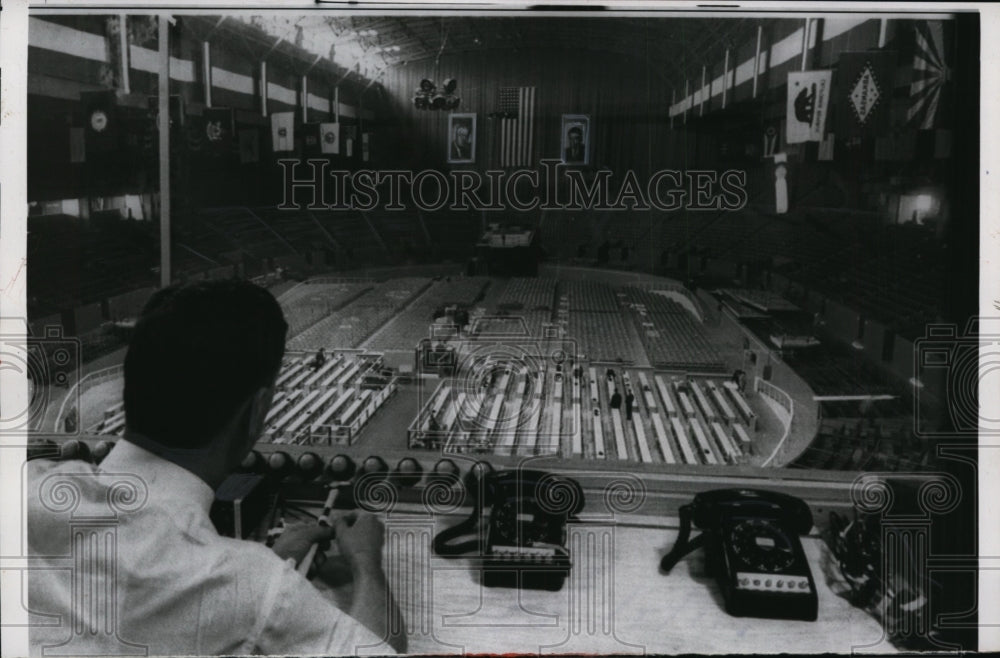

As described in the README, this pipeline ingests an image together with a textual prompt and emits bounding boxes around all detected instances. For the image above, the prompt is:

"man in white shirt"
[27,280,406,655]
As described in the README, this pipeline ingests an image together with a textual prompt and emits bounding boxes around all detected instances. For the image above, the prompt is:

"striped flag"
[497,86,536,167]
[908,21,952,129]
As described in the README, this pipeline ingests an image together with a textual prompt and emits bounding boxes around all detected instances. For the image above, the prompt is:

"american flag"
[497,86,536,167]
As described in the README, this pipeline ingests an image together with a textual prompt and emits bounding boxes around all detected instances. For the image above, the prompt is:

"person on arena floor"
[311,346,327,370]
[610,389,623,410]
[27,280,405,656]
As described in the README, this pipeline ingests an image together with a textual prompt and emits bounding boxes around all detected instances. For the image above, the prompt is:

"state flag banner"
[302,123,322,155]
[203,108,234,155]
[762,122,782,158]
[146,94,185,131]
[320,122,340,155]
[835,51,896,139]
[271,112,295,152]
[185,116,205,153]
[818,133,835,161]
[786,70,832,143]
[81,90,121,156]
[344,124,357,158]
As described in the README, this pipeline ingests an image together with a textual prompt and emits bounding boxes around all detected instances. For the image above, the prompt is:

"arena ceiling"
[183,14,777,89]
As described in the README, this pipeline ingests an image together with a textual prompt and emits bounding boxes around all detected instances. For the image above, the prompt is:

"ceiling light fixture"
[412,21,460,111]
[413,78,460,111]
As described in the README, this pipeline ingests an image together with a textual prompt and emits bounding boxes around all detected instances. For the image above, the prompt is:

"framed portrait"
[561,114,590,165]
[447,113,476,164]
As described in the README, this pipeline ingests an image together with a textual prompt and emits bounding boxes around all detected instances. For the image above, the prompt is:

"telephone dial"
[433,467,584,591]
[660,488,818,621]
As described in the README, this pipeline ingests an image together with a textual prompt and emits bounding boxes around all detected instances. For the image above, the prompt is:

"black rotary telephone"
[433,468,584,591]
[660,488,818,621]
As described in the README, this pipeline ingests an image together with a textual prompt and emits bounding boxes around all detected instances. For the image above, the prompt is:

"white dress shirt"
[27,440,394,656]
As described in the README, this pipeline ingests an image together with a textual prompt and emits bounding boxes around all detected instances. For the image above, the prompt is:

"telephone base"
[482,566,570,592]
[723,588,818,622]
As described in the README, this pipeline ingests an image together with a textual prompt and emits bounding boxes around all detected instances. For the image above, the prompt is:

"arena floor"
[50,268,820,469]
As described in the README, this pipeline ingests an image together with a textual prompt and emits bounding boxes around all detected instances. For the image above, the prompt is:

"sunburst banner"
[907,21,953,129]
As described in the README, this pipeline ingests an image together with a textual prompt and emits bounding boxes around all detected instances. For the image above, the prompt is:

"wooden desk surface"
[317,512,895,655]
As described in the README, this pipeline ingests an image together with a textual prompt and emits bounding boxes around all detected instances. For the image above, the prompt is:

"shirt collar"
[99,439,216,513]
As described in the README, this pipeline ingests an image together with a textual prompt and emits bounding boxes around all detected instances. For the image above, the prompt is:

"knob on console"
[326,454,356,481]
[92,440,116,464]
[394,457,423,487]
[267,451,293,475]
[240,450,265,473]
[432,458,460,481]
[463,459,494,493]
[361,455,389,476]
[60,440,91,462]
[296,452,323,479]
[469,460,493,481]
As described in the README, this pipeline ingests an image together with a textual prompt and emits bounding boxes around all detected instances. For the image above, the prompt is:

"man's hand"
[334,511,384,572]
[271,523,333,564]
[332,512,406,653]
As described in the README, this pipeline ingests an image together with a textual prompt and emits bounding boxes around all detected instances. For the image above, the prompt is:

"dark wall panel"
[825,298,860,342]
[816,19,880,67]
[862,317,887,361]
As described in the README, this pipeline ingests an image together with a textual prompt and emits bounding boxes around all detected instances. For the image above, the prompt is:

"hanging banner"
[343,125,357,158]
[818,133,836,161]
[146,94,185,130]
[270,111,295,152]
[203,107,234,156]
[774,153,789,214]
[302,123,322,155]
[908,22,953,129]
[762,122,781,158]
[835,51,896,139]
[786,70,832,143]
[185,116,205,153]
[319,122,340,155]
[81,90,121,157]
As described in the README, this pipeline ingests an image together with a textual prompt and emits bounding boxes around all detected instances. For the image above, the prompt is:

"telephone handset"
[433,468,584,591]
[661,488,818,621]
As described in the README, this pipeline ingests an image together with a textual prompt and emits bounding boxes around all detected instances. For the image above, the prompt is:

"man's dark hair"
[124,280,288,448]
[568,126,583,137]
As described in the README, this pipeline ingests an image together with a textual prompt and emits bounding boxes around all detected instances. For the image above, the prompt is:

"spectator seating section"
[287,277,432,351]
[497,277,557,311]
[623,288,725,372]
[278,281,374,338]
[366,210,430,262]
[790,416,931,472]
[366,277,490,351]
